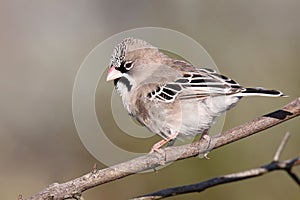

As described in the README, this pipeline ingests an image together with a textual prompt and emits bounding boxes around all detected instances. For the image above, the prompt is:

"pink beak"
[106,66,123,81]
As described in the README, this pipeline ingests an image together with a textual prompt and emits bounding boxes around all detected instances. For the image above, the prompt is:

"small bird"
[106,37,285,153]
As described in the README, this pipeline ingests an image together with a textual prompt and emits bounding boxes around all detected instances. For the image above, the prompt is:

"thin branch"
[273,132,290,161]
[25,98,300,200]
[133,157,300,200]
[133,132,299,199]
[287,167,300,185]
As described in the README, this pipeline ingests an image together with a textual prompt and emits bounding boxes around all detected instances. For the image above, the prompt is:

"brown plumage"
[106,37,286,152]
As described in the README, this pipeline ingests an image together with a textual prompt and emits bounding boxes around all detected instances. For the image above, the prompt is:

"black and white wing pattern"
[147,83,182,103]
[177,68,243,100]
[147,68,244,103]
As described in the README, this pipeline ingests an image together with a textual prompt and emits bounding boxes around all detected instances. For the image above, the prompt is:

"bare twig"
[273,132,290,161]
[287,168,300,185]
[133,158,300,200]
[25,98,300,200]
[133,133,299,200]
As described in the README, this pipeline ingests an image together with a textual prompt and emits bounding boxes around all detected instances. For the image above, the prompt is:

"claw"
[198,129,213,159]
[204,151,210,159]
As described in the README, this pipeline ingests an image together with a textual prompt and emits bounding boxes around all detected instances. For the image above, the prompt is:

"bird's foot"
[149,130,178,153]
[198,130,213,159]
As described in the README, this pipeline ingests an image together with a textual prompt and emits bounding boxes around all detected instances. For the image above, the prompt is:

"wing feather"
[147,63,243,103]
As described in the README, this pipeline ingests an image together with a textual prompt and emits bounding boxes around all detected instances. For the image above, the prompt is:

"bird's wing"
[147,61,244,103]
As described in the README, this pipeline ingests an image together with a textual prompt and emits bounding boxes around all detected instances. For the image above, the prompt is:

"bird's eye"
[119,60,134,73]
[123,60,134,70]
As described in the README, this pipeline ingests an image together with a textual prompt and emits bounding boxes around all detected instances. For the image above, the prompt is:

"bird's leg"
[199,129,212,159]
[150,130,178,153]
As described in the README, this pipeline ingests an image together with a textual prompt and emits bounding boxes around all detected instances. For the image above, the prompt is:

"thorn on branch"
[92,163,98,174]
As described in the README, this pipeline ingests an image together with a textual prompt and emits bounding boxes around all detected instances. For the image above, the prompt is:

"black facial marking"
[117,61,130,73]
[114,78,120,86]
[117,77,132,91]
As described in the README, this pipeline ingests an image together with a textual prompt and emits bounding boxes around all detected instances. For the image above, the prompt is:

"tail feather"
[233,87,287,97]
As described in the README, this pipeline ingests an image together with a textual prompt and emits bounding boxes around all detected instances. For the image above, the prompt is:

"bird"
[106,37,286,153]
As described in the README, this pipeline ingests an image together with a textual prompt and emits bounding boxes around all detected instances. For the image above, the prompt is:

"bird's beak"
[106,66,122,81]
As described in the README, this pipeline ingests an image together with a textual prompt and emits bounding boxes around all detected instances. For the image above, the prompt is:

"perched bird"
[106,37,285,153]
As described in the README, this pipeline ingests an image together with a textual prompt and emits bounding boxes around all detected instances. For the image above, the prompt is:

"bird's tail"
[232,87,287,97]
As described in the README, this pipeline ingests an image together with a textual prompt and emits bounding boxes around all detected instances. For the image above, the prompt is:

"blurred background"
[0,0,299,199]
